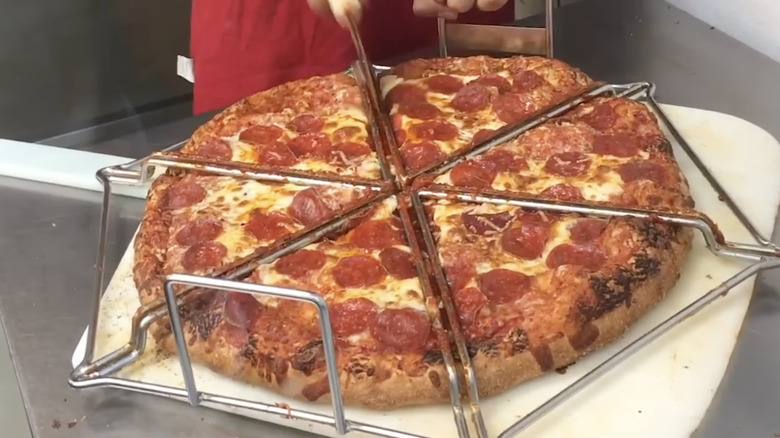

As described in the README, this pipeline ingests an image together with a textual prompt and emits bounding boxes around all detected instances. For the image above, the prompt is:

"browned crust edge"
[132,174,451,410]
[470,225,694,398]
[130,55,694,411]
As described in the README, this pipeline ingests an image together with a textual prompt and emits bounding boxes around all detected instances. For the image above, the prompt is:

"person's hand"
[307,0,369,29]
[412,0,509,20]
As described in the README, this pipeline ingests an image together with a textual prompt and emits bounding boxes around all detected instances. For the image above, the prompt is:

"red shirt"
[190,0,514,114]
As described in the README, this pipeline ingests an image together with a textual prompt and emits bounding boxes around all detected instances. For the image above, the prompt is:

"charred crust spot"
[423,350,444,365]
[466,339,499,359]
[586,254,661,319]
[291,340,325,376]
[507,328,530,354]
[239,334,260,366]
[569,322,600,351]
[637,221,676,249]
[347,357,375,378]
[179,289,225,341]
[633,254,661,279]
[530,345,554,372]
[428,370,442,389]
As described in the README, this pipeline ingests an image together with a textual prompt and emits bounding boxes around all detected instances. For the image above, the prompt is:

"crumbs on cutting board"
[706,274,713,279]
[51,419,61,429]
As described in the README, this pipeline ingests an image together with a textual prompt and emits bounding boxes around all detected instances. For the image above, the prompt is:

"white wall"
[661,1,780,63]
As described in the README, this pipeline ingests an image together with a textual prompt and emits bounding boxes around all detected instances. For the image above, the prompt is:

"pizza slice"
[133,173,371,309]
[425,198,692,397]
[380,56,594,173]
[172,74,384,181]
[433,97,695,212]
[154,196,453,409]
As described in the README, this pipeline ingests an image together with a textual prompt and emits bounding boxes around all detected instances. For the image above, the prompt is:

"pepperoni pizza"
[133,55,693,410]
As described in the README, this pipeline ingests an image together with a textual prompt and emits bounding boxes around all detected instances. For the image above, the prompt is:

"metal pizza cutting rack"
[68,2,780,438]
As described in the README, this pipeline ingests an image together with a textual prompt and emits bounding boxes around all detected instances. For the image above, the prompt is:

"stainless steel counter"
[1,0,780,437]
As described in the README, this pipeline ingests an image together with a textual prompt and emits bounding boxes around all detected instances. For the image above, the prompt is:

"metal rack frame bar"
[409,191,489,438]
[162,274,348,434]
[72,190,388,379]
[436,0,554,57]
[498,257,780,438]
[418,186,778,262]
[146,153,387,189]
[69,73,780,438]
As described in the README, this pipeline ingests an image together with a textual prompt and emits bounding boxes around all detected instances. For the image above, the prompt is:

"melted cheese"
[432,201,581,281]
[249,196,428,313]
[382,73,509,156]
[221,107,381,180]
[165,178,308,275]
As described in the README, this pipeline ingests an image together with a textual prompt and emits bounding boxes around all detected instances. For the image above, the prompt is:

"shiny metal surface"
[0,0,192,142]
[1,0,780,437]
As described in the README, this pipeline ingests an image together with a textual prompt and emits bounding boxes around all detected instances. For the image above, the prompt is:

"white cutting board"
[68,104,780,438]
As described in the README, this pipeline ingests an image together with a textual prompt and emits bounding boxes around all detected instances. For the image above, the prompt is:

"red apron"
[190,0,515,114]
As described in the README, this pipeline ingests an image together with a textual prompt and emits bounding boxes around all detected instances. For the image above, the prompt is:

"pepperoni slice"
[287,133,331,158]
[492,93,537,124]
[546,244,606,272]
[570,219,608,242]
[181,241,227,272]
[540,184,584,201]
[543,151,592,177]
[397,101,441,120]
[192,139,232,160]
[516,210,558,225]
[582,103,618,130]
[332,255,386,288]
[450,84,491,113]
[175,218,223,246]
[351,220,402,250]
[332,126,362,142]
[481,149,528,173]
[163,180,206,210]
[593,134,640,157]
[461,212,512,235]
[387,83,427,104]
[442,246,479,292]
[256,142,299,167]
[469,74,511,93]
[288,188,334,226]
[618,162,667,183]
[275,249,327,278]
[329,142,372,161]
[450,160,497,189]
[223,292,262,330]
[477,269,531,304]
[245,210,295,241]
[401,141,445,171]
[425,75,464,93]
[454,287,488,327]
[371,308,431,352]
[379,247,417,279]
[411,120,458,141]
[329,298,378,337]
[239,125,284,145]
[501,224,550,259]
[512,70,546,92]
[472,129,497,146]
[290,114,325,133]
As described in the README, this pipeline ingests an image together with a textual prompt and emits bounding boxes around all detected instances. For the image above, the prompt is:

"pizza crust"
[470,226,694,397]
[131,55,696,411]
[134,173,452,410]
